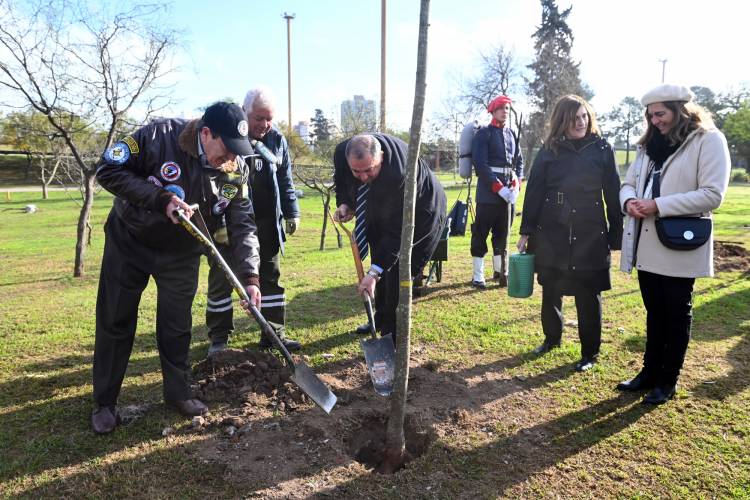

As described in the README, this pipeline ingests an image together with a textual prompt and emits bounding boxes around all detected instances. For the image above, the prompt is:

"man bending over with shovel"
[92,102,261,434]
[333,134,446,342]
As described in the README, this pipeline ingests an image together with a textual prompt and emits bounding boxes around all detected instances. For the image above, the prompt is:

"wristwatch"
[366,267,381,281]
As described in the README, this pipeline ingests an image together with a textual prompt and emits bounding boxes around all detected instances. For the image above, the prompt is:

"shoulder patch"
[220,183,239,200]
[104,141,131,165]
[160,161,181,182]
[164,184,185,200]
[122,136,140,155]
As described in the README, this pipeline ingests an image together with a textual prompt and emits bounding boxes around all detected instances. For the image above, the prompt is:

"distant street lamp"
[283,12,295,136]
[659,58,667,83]
[380,0,387,132]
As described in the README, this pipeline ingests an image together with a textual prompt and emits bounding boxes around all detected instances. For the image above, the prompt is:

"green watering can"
[508,252,535,298]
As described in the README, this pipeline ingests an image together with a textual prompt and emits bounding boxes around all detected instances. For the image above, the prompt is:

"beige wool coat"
[619,127,730,278]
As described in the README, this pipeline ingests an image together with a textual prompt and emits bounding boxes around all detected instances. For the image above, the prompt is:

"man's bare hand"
[166,196,194,224]
[240,285,262,309]
[333,204,354,223]
[517,234,530,253]
[357,274,377,299]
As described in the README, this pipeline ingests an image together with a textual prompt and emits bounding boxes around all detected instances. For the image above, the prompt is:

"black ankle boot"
[642,385,676,405]
[616,371,655,392]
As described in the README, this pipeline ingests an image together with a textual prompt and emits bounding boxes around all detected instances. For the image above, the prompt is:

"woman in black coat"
[517,95,623,372]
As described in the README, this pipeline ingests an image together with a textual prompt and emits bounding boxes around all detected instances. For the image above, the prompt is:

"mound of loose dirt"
[714,241,750,272]
[192,349,309,413]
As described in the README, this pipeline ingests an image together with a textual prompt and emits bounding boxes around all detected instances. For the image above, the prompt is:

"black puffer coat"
[520,135,623,273]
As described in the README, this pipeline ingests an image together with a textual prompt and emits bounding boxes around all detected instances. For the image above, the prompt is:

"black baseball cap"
[202,101,253,156]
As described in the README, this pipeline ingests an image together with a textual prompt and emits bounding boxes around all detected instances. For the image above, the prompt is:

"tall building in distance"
[340,95,376,135]
[292,121,310,145]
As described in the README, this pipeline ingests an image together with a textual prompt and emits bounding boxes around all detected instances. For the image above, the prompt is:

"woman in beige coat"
[618,83,730,404]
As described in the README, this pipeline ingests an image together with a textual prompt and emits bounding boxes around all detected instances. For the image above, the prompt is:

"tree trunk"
[74,170,96,277]
[379,0,430,475]
[320,196,330,251]
[625,128,631,167]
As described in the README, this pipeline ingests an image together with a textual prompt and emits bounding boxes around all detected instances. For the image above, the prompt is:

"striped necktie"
[354,183,369,260]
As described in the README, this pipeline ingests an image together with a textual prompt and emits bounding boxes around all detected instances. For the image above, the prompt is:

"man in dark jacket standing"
[470,95,523,289]
[333,134,446,339]
[205,87,301,354]
[93,102,262,434]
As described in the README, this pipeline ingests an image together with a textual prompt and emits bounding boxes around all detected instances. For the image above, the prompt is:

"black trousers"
[470,202,514,272]
[637,270,695,386]
[93,212,200,406]
[372,223,443,338]
[374,263,400,336]
[206,216,285,342]
[541,281,602,359]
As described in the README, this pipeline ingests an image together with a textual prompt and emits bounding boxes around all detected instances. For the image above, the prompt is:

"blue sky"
[42,0,750,135]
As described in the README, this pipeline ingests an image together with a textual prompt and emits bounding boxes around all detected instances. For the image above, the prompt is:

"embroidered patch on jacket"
[220,183,239,200]
[254,158,263,171]
[122,136,140,155]
[237,120,248,137]
[164,184,185,200]
[160,161,181,182]
[104,142,130,165]
[146,175,163,187]
[213,197,230,215]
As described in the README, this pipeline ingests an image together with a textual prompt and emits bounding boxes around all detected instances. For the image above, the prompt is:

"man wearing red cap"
[470,95,523,289]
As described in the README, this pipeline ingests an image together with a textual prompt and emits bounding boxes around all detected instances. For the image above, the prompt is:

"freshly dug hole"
[344,412,436,472]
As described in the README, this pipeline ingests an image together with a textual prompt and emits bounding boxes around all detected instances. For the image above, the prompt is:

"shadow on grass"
[0,327,217,409]
[0,327,250,484]
[318,393,653,497]
[0,379,168,484]
[691,282,750,400]
[0,276,71,288]
[8,351,645,497]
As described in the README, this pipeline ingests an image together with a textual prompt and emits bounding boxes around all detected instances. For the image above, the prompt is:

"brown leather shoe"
[168,398,208,417]
[91,405,119,434]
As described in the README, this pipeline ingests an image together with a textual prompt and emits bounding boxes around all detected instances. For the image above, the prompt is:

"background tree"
[600,96,644,167]
[310,109,334,143]
[274,119,311,161]
[525,0,592,169]
[460,46,524,115]
[691,86,721,117]
[0,109,106,198]
[716,84,750,129]
[723,102,750,172]
[0,0,180,276]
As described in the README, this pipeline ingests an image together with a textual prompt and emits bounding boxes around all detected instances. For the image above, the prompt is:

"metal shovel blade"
[246,304,337,415]
[361,333,395,396]
[291,362,337,414]
[173,209,336,414]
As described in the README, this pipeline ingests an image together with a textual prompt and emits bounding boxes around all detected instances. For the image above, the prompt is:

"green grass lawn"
[0,183,748,497]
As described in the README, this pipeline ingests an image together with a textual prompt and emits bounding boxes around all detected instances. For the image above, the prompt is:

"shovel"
[330,212,395,396]
[175,206,337,414]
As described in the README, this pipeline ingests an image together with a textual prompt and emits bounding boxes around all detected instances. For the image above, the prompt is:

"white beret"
[641,84,695,106]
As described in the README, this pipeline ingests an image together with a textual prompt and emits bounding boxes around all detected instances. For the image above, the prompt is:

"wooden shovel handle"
[328,210,365,281]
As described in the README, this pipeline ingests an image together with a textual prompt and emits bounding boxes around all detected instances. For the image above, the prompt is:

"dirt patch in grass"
[183,347,489,497]
[715,241,750,272]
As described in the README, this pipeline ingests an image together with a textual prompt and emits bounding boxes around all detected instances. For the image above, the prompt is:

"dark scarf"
[646,132,681,169]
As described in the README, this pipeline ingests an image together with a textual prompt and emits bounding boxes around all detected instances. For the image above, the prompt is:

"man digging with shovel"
[92,102,261,434]
[333,134,446,346]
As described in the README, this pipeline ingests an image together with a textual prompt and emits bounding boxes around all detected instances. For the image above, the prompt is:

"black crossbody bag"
[651,164,712,251]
